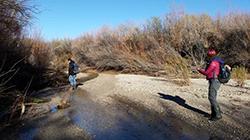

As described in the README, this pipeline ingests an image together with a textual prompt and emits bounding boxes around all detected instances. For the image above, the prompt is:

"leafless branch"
[0,85,15,93]
[8,96,21,123]
[19,76,33,119]
[0,55,7,72]
[9,57,26,70]
[0,69,16,79]
[0,68,20,87]
[24,76,33,97]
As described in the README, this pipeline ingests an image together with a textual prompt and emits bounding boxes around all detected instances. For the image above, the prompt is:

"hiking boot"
[214,106,222,118]
[209,116,222,121]
[210,106,216,118]
[209,106,222,121]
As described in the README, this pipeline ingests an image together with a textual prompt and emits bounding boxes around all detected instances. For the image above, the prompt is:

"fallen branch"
[7,76,33,122]
[8,96,22,123]
[20,76,33,119]
[24,102,39,106]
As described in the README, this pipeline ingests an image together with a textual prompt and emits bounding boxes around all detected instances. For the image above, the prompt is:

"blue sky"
[32,0,250,40]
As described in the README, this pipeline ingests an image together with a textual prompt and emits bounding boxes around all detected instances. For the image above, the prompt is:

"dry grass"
[164,47,190,86]
[50,39,73,70]
[232,66,248,87]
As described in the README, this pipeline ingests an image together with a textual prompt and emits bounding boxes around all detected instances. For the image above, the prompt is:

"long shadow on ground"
[158,93,210,118]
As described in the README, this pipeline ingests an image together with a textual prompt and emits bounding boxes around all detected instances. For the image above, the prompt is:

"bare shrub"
[214,13,250,68]
[50,39,73,70]
[0,0,64,125]
[0,0,35,42]
[232,66,248,87]
[144,17,165,45]
[71,25,165,74]
[0,0,37,91]
[22,37,51,70]
[47,11,250,79]
[166,14,218,67]
[164,47,190,86]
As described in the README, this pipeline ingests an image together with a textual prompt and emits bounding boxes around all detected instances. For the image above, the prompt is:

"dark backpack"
[73,63,80,74]
[218,63,231,84]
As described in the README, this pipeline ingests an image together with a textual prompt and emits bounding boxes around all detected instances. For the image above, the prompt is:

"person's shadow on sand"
[158,93,210,118]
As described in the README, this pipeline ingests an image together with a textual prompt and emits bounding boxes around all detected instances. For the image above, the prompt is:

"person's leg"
[214,79,222,118]
[72,75,77,90]
[208,79,221,120]
[69,75,73,87]
[69,75,76,90]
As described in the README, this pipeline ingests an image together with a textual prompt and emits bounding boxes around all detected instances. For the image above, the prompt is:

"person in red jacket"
[197,49,223,121]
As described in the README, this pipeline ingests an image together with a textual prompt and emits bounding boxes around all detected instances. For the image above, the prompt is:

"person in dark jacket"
[68,58,77,90]
[196,49,223,121]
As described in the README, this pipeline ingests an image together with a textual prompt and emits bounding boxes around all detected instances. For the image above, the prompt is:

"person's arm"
[197,61,216,76]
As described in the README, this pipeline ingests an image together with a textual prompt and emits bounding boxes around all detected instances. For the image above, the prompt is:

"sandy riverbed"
[1,73,249,140]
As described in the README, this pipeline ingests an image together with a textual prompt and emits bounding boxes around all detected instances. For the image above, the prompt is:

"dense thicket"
[0,0,67,124]
[52,12,250,75]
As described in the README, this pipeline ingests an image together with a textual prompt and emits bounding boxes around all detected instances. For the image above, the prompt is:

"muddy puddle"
[0,89,211,140]
[68,94,210,140]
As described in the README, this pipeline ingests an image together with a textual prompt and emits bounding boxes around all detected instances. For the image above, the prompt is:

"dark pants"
[208,79,222,118]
